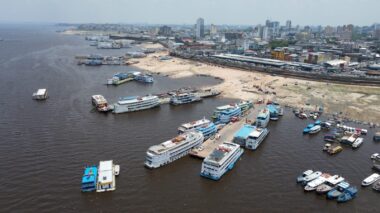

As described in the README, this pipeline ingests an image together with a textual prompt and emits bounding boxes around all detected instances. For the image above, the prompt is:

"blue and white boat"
[178,118,217,140]
[81,166,98,192]
[245,127,269,150]
[200,142,244,181]
[233,125,256,146]
[256,108,270,128]
[267,104,279,121]
[337,187,358,203]
[303,120,322,134]
[133,72,154,83]
[237,100,254,113]
[327,181,350,199]
[216,104,242,123]
[170,92,202,105]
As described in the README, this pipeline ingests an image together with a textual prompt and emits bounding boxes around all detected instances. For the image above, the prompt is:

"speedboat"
[324,134,336,142]
[114,165,120,176]
[371,153,380,160]
[323,143,331,152]
[304,173,330,191]
[302,171,322,185]
[337,187,358,203]
[327,181,350,199]
[303,124,315,134]
[316,175,345,194]
[373,180,380,192]
[296,170,314,183]
[309,125,321,134]
[361,173,380,186]
[352,137,363,149]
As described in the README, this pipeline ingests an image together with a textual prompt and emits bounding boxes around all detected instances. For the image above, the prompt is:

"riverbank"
[133,43,380,124]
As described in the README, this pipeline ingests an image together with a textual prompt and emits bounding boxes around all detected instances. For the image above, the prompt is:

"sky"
[0,0,379,26]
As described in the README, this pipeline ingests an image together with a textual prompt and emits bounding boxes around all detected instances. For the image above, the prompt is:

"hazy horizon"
[0,0,379,26]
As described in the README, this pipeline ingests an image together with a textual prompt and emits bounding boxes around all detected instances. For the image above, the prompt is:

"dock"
[189,107,260,159]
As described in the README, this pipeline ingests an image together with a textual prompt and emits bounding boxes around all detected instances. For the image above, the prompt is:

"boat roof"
[82,166,97,183]
[92,94,107,103]
[326,175,345,185]
[234,125,255,139]
[148,132,201,154]
[205,142,240,164]
[337,181,350,188]
[98,170,113,184]
[99,160,113,171]
[180,118,210,129]
[118,95,157,104]
[216,104,236,111]
[267,104,277,113]
[249,128,264,138]
[257,109,269,118]
[36,89,47,96]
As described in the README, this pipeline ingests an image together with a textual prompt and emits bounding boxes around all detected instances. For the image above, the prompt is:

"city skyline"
[0,0,380,26]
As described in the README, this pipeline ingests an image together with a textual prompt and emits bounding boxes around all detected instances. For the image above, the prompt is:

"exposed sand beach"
[134,43,380,124]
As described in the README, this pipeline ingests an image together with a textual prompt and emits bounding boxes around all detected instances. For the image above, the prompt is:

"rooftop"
[234,125,256,139]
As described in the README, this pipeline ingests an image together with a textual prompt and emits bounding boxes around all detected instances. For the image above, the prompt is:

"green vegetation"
[269,40,289,49]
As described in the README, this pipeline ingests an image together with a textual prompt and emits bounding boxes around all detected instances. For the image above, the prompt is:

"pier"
[189,107,260,159]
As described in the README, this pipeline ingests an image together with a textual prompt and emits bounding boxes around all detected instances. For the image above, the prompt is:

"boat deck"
[189,107,260,159]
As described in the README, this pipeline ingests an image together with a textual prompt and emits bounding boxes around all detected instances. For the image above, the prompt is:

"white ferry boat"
[170,92,201,105]
[178,118,217,140]
[256,108,270,128]
[145,131,204,169]
[96,160,116,192]
[245,127,269,150]
[32,88,48,100]
[113,95,160,114]
[92,94,109,112]
[200,142,244,181]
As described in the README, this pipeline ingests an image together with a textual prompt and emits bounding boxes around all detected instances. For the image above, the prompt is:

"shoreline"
[131,44,380,125]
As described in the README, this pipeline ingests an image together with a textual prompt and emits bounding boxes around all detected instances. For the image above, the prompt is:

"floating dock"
[189,107,259,159]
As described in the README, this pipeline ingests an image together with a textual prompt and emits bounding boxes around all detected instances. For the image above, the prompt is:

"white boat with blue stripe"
[178,118,217,140]
[201,142,244,180]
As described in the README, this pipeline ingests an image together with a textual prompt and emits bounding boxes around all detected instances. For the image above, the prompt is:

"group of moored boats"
[81,160,120,193]
[296,170,358,203]
[144,100,274,181]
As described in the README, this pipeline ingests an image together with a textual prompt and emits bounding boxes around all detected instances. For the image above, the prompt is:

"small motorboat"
[296,170,314,183]
[324,134,336,142]
[309,125,321,134]
[323,143,331,152]
[371,153,380,160]
[337,187,358,203]
[373,180,380,192]
[362,173,380,186]
[327,181,350,199]
[303,124,315,134]
[304,173,330,191]
[352,137,363,149]
[302,171,322,185]
[114,165,120,176]
[316,175,345,194]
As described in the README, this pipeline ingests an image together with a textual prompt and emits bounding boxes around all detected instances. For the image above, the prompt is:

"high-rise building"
[286,20,292,30]
[262,27,272,41]
[158,25,172,36]
[210,24,218,36]
[196,18,205,39]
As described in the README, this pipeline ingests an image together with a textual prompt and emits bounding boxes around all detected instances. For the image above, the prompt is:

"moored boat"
[256,108,270,128]
[170,92,201,105]
[113,95,160,114]
[309,125,321,134]
[81,166,98,192]
[114,165,120,176]
[200,142,244,181]
[373,180,380,192]
[371,153,379,160]
[302,171,322,185]
[362,173,380,186]
[337,187,357,203]
[304,173,331,191]
[245,127,269,150]
[374,132,380,142]
[327,181,350,199]
[267,104,279,121]
[92,94,110,112]
[327,145,343,155]
[296,170,314,183]
[352,137,363,149]
[178,118,217,140]
[134,72,154,83]
[145,131,204,169]
[96,160,116,192]
[32,88,48,100]
[216,104,242,123]
[316,175,345,194]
